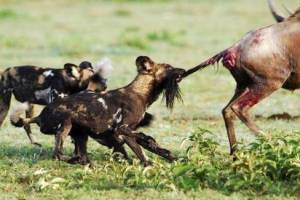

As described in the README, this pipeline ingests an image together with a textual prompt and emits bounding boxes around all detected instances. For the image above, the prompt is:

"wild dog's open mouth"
[163,69,185,109]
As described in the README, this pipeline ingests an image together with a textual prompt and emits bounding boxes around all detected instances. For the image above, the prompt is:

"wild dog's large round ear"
[136,56,154,74]
[64,63,81,79]
[79,61,93,70]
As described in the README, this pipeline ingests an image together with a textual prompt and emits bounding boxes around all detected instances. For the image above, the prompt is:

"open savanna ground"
[0,0,299,199]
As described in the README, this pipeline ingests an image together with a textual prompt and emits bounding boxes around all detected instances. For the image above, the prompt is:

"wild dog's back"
[37,89,142,135]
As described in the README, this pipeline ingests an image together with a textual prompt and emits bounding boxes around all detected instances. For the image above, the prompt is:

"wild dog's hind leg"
[94,132,129,159]
[134,131,176,162]
[23,104,41,146]
[109,135,129,160]
[53,118,72,161]
[0,92,11,127]
[116,126,151,166]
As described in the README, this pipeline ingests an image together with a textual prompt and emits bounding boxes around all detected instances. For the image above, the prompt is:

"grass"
[0,0,300,199]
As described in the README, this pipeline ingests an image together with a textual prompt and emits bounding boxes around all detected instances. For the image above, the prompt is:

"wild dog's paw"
[67,156,90,165]
[161,149,177,162]
[67,156,81,164]
[143,160,153,167]
[52,153,70,161]
[166,153,177,162]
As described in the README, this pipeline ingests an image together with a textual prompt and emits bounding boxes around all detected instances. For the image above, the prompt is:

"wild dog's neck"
[124,74,162,107]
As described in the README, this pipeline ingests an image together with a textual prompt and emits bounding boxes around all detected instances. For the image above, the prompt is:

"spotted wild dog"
[11,56,185,166]
[3,58,111,146]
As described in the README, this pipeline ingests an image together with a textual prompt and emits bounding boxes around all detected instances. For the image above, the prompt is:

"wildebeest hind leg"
[231,85,279,135]
[222,87,247,154]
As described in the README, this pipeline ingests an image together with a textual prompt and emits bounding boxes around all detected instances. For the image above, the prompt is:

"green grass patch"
[114,9,132,17]
[0,8,18,19]
[146,30,186,47]
[1,129,299,198]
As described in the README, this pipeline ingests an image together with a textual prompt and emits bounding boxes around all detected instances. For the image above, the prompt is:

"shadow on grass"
[164,112,300,122]
[255,112,300,121]
[0,143,54,162]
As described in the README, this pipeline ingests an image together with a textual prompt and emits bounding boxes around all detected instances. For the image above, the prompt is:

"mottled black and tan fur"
[12,56,185,166]
[2,61,106,145]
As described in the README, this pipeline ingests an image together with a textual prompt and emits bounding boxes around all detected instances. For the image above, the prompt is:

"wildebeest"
[1,59,110,145]
[183,6,300,154]
[11,56,185,166]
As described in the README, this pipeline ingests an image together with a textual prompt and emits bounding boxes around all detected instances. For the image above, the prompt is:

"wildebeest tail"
[182,50,227,78]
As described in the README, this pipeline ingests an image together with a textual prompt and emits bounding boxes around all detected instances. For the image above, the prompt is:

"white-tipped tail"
[95,57,113,78]
[10,102,30,124]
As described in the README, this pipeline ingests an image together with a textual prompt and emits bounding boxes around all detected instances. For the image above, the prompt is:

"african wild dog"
[182,5,300,154]
[12,56,185,166]
[2,59,110,145]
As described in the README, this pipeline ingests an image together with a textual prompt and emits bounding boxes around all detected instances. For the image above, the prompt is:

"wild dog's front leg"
[116,126,151,166]
[134,131,176,162]
[69,133,90,165]
[24,123,41,147]
[53,119,72,161]
[24,104,41,147]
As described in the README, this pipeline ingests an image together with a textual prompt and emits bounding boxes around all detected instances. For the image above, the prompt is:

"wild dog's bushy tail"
[182,50,227,78]
[10,102,30,127]
[95,57,113,78]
